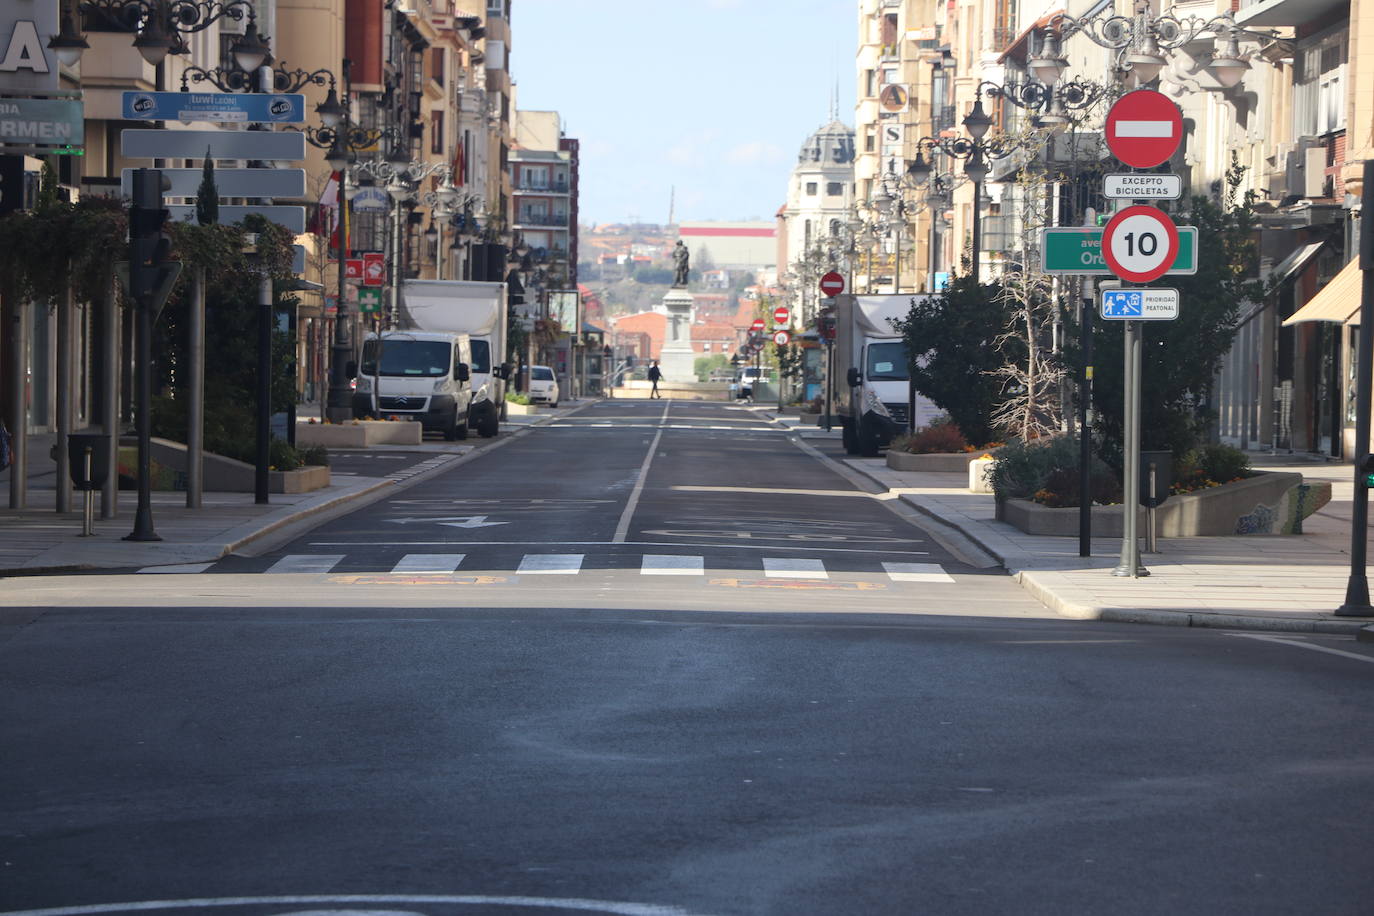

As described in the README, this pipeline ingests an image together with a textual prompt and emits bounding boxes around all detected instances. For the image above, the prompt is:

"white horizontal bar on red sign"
[1113,121,1175,137]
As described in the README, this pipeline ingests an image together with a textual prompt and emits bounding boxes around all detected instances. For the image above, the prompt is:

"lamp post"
[64,0,267,68]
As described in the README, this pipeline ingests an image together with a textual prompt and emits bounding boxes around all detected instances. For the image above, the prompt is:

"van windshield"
[469,339,491,374]
[866,342,908,381]
[531,367,555,381]
[360,340,452,377]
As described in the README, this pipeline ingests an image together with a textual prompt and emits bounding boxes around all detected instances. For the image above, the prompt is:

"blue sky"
[511,0,857,227]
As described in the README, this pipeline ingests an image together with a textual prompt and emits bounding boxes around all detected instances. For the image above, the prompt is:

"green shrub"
[506,391,530,405]
[1034,466,1122,508]
[298,445,329,467]
[1176,443,1251,488]
[269,437,300,472]
[895,416,970,454]
[991,436,1118,504]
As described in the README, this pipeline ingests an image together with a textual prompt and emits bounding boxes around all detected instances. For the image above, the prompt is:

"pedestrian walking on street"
[647,360,662,399]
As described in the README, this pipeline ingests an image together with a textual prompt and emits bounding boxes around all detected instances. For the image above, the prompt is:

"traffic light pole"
[1337,158,1374,616]
[124,169,166,543]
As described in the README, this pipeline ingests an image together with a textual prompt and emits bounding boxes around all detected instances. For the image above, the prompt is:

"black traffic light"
[128,168,170,305]
[1361,454,1374,489]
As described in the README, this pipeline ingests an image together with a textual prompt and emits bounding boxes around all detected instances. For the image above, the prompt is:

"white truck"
[351,280,510,438]
[830,294,941,457]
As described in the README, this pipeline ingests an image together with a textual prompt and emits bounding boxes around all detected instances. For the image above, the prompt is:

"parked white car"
[528,365,559,406]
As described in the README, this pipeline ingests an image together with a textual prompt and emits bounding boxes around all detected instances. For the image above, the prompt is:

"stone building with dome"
[777,120,856,328]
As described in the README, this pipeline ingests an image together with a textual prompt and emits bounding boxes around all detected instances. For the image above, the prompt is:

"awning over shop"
[1269,241,1325,286]
[1282,259,1364,327]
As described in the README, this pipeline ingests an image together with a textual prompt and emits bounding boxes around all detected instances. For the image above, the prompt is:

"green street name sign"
[358,287,383,314]
[1041,226,1198,276]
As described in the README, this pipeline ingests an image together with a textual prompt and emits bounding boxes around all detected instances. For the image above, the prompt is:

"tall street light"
[63,0,267,68]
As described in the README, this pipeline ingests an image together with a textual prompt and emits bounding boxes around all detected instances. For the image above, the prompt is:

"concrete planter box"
[888,448,1001,475]
[118,438,330,493]
[798,411,823,425]
[504,402,547,415]
[295,421,422,447]
[997,471,1332,538]
[272,464,330,494]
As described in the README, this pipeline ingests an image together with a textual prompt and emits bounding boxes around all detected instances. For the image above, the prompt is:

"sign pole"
[1079,278,1094,557]
[1337,158,1374,616]
[1114,318,1148,577]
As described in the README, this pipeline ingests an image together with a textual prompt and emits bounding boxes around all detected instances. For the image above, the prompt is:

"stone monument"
[658,240,696,382]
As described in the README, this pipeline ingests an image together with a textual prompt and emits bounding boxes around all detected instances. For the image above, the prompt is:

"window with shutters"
[1293,27,1347,138]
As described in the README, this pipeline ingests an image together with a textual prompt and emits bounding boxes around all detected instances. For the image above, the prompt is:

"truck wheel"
[842,417,859,455]
[479,411,499,437]
[857,416,881,457]
[443,407,463,441]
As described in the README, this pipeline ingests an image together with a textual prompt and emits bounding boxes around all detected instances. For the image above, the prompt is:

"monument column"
[658,287,695,381]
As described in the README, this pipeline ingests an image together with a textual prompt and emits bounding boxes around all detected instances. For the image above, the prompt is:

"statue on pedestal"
[671,240,690,288]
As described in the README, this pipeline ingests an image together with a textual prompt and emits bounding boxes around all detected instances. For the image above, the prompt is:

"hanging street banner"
[1100,287,1179,321]
[123,91,306,124]
[1041,226,1198,276]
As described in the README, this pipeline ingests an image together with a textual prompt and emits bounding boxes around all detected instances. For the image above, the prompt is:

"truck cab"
[352,331,474,441]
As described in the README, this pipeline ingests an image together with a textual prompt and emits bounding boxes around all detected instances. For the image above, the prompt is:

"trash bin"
[67,432,111,492]
[1139,450,1173,508]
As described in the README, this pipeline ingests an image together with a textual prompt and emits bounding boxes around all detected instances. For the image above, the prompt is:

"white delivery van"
[352,330,474,440]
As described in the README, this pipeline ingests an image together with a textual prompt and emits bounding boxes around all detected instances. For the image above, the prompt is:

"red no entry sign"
[772,306,790,325]
[819,271,845,297]
[1102,205,1179,284]
[1105,90,1183,169]
[751,318,766,331]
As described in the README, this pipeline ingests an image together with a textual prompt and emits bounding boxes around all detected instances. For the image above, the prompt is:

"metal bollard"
[80,447,95,537]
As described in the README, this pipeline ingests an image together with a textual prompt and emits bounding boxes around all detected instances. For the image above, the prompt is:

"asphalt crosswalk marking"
[516,553,585,575]
[883,562,957,583]
[265,554,344,574]
[139,553,958,583]
[763,557,828,579]
[391,553,466,574]
[640,554,704,576]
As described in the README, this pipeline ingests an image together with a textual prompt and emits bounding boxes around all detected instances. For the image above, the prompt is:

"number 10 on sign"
[1102,205,1179,284]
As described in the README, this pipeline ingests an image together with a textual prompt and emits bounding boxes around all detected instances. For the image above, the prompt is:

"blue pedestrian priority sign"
[123,91,305,124]
[1100,287,1179,321]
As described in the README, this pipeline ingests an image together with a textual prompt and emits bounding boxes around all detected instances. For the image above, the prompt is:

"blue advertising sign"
[122,91,305,124]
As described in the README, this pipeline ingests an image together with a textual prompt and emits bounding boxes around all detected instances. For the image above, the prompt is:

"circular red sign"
[772,306,790,325]
[773,330,791,346]
[751,318,766,331]
[819,271,845,297]
[1101,205,1179,284]
[1105,90,1183,169]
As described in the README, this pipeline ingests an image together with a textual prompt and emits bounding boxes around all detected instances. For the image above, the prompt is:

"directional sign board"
[1105,90,1183,169]
[123,91,306,124]
[1041,226,1197,276]
[121,167,305,199]
[122,128,306,162]
[820,271,845,297]
[166,205,306,233]
[1102,205,1179,284]
[1100,287,1179,321]
[1104,173,1182,200]
[773,330,791,346]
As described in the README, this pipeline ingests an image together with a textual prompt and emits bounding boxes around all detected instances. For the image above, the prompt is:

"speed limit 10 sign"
[1101,205,1179,284]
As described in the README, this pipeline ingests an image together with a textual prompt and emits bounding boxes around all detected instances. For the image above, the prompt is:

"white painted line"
[1227,633,1374,665]
[391,553,466,574]
[883,562,955,583]
[265,554,344,574]
[137,563,215,574]
[517,553,585,575]
[308,539,931,556]
[1114,119,1174,137]
[0,894,709,916]
[613,400,671,544]
[641,554,704,576]
[763,557,828,579]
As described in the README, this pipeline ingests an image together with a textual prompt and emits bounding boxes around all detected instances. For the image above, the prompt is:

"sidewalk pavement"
[0,400,593,575]
[769,408,1374,637]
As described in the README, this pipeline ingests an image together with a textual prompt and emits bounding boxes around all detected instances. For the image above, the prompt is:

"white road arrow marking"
[387,515,509,528]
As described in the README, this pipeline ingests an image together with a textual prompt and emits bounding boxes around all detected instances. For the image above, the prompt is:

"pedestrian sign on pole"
[1100,287,1179,321]
[358,287,383,314]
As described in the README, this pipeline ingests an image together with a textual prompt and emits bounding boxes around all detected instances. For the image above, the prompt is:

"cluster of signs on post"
[1039,89,1191,322]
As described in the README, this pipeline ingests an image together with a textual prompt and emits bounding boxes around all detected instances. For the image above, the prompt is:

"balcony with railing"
[513,177,571,194]
[514,212,570,228]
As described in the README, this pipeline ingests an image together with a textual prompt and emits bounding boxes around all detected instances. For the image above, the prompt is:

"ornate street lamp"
[70,0,265,67]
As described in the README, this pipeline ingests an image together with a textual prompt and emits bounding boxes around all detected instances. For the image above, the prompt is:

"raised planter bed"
[295,420,422,447]
[118,438,331,494]
[503,402,548,415]
[997,471,1331,538]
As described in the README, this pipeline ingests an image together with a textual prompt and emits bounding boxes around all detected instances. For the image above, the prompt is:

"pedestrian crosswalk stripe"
[392,553,466,574]
[640,554,704,575]
[138,562,215,574]
[266,554,344,574]
[762,557,828,579]
[883,562,956,583]
[517,553,584,575]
